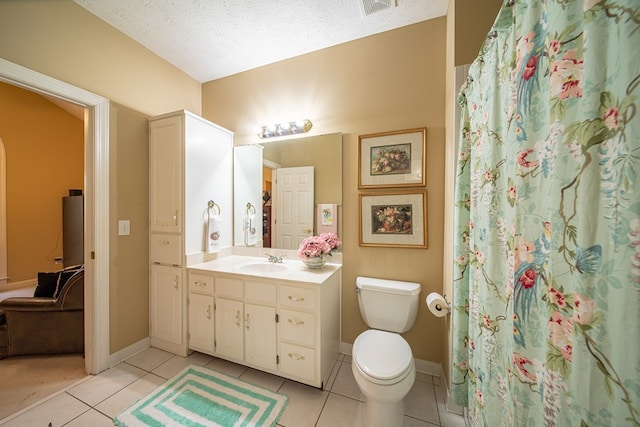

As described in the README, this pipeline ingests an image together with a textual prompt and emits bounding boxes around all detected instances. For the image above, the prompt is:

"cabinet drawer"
[280,342,316,383]
[150,234,182,265]
[245,280,277,304]
[279,285,316,311]
[216,276,244,299]
[280,309,315,346]
[189,273,214,294]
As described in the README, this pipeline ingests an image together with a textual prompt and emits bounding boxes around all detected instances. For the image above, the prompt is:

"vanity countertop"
[188,255,341,284]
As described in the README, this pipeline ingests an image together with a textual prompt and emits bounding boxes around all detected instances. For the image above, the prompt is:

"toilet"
[352,276,421,427]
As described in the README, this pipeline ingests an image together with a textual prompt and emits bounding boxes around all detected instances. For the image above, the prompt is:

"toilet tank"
[356,276,421,333]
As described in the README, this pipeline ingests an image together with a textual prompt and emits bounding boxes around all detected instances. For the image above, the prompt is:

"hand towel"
[207,214,222,253]
[246,214,258,246]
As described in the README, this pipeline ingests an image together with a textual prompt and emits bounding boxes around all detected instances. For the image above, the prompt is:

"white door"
[150,265,183,345]
[244,303,277,370]
[188,293,214,352]
[215,297,244,361]
[149,116,183,233]
[274,166,314,249]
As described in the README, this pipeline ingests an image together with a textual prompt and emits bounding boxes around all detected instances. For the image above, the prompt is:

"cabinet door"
[150,265,183,345]
[244,303,277,371]
[189,293,214,352]
[150,115,183,233]
[215,298,244,361]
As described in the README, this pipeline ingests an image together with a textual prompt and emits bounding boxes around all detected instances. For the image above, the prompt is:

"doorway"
[0,59,110,374]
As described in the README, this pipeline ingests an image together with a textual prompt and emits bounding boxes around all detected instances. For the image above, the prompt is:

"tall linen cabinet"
[149,110,233,356]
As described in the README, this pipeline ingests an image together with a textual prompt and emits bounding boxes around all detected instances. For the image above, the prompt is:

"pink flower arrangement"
[297,232,341,259]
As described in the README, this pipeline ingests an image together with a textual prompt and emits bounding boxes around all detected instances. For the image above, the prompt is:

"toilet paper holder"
[435,294,451,313]
[426,292,451,317]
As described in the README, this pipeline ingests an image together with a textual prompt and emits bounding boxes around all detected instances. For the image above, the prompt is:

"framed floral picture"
[358,127,427,189]
[359,191,427,248]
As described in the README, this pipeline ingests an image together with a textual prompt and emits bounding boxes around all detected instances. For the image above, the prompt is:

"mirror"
[234,133,342,249]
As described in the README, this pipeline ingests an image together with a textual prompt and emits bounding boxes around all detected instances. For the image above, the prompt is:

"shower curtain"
[451,0,639,426]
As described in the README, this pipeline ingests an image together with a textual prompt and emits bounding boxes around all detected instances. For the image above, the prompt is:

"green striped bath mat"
[114,364,288,427]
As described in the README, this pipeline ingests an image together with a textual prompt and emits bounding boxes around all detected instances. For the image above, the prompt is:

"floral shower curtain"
[451,0,639,426]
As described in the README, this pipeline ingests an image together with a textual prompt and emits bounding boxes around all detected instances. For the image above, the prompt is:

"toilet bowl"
[352,276,421,427]
[352,329,415,426]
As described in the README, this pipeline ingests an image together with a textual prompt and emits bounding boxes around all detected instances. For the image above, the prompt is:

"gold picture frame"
[358,127,427,189]
[359,190,428,248]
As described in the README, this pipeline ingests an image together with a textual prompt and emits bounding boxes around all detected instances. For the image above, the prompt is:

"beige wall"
[203,19,447,362]
[0,0,201,117]
[455,0,503,66]
[262,133,343,205]
[0,82,84,282]
[107,103,152,351]
[0,0,201,353]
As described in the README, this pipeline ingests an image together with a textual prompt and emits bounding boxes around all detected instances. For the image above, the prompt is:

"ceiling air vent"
[361,0,393,16]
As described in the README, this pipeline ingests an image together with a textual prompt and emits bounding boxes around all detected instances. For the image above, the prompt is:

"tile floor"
[0,347,466,427]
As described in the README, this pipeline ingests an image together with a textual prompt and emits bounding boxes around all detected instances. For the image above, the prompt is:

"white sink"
[237,262,288,274]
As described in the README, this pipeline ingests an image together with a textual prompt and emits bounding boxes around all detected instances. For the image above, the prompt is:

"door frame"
[0,58,110,374]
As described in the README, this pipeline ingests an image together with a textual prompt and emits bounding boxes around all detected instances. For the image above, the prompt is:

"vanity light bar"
[258,119,312,139]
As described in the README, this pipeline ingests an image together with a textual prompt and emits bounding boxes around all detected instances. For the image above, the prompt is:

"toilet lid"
[353,330,413,381]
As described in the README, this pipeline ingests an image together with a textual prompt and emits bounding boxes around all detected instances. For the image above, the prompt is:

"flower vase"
[302,256,326,269]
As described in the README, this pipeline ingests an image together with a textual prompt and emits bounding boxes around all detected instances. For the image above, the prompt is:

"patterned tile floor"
[0,347,466,426]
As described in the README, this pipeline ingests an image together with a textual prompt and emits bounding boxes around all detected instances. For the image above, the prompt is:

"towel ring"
[207,200,220,219]
[246,202,256,215]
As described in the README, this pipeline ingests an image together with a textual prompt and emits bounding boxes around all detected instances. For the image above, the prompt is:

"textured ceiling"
[73,0,448,83]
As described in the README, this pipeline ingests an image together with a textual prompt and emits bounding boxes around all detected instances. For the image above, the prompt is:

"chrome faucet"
[265,253,283,263]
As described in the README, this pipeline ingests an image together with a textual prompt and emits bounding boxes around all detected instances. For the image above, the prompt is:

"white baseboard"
[109,337,151,367]
[0,278,36,292]
[340,341,353,356]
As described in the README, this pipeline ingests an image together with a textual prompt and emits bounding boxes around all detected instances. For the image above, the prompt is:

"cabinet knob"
[245,313,250,330]
[206,305,212,319]
[288,295,305,302]
[159,240,170,245]
[288,318,304,326]
[288,353,305,361]
[235,310,241,327]
[174,276,179,289]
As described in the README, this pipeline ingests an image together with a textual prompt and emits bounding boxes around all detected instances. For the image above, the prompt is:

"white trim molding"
[109,337,152,367]
[0,58,110,374]
[0,139,6,285]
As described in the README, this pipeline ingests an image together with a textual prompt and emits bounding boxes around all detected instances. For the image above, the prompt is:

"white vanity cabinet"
[150,265,183,346]
[149,110,233,356]
[188,273,215,353]
[244,280,278,371]
[186,259,341,389]
[214,297,244,360]
[278,284,320,383]
[213,277,278,372]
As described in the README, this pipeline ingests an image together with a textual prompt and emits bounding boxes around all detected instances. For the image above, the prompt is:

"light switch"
[118,220,131,236]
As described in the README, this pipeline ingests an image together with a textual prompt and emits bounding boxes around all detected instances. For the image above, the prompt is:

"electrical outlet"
[118,220,131,236]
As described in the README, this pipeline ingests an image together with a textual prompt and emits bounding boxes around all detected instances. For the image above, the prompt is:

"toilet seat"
[353,330,413,385]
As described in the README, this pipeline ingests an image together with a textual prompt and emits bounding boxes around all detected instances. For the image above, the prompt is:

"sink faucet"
[265,253,283,263]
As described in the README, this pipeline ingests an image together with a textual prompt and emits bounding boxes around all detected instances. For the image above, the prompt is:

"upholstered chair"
[0,269,84,358]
